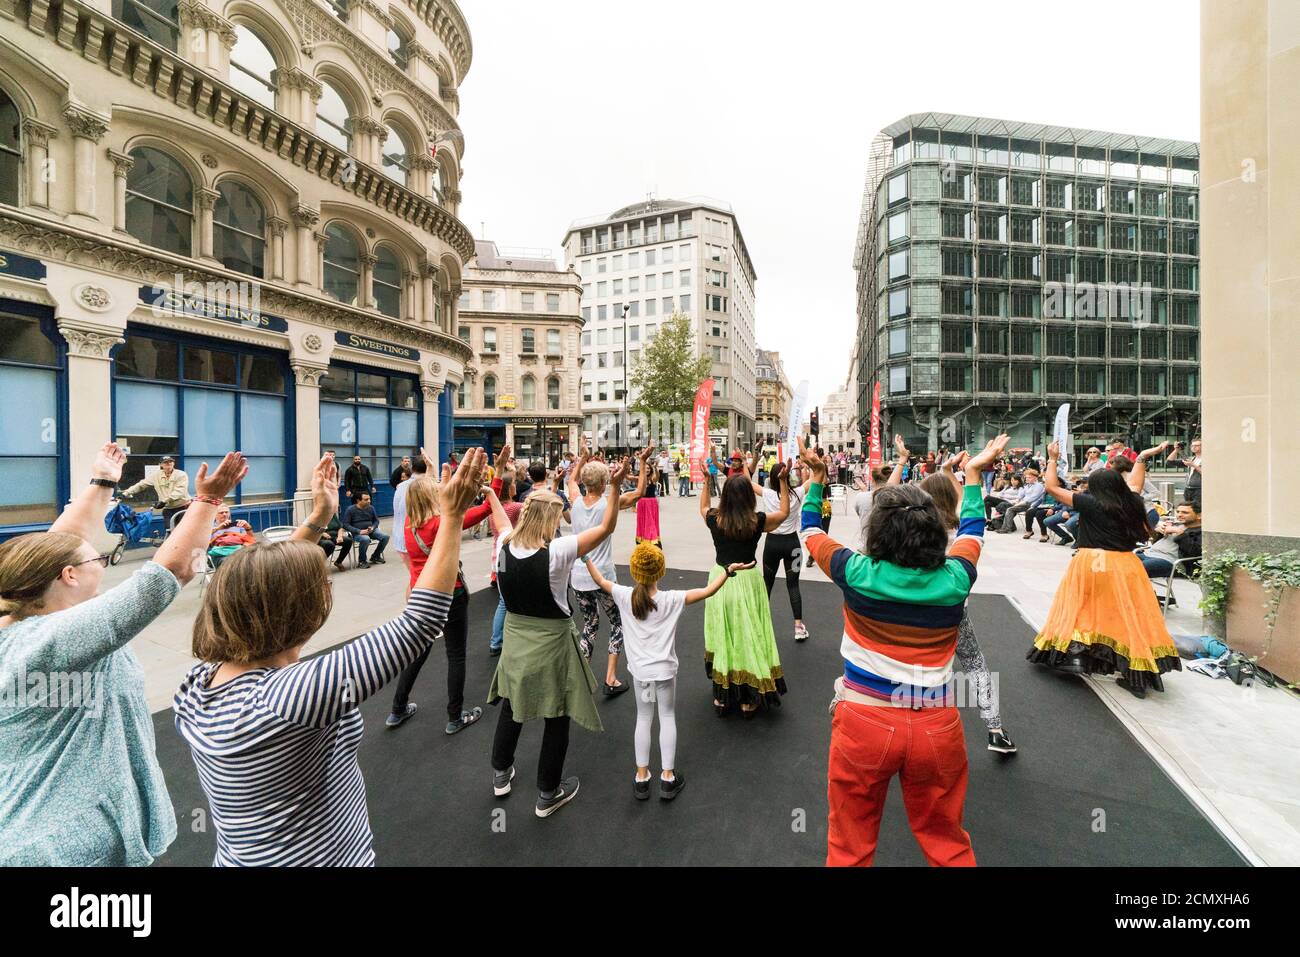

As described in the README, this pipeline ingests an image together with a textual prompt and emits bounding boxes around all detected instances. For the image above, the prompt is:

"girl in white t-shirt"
[583,544,752,801]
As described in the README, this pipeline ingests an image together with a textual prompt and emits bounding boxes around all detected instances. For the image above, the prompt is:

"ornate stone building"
[754,348,791,447]
[0,0,476,532]
[453,241,583,465]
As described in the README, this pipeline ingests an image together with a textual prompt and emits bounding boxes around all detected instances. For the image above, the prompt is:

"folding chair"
[262,525,296,543]
[828,484,850,516]
[1155,556,1200,615]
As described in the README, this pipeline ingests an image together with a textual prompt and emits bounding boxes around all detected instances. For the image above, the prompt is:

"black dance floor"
[152,571,1244,866]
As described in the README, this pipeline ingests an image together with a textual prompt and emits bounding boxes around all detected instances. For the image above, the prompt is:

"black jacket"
[344,464,374,494]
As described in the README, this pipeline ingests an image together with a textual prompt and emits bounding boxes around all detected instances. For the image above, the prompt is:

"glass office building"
[854,113,1201,455]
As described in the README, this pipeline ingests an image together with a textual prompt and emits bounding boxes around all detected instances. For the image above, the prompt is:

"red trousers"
[826,700,976,867]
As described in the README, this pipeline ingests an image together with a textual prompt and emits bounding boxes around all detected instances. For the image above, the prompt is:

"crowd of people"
[0,423,1203,868]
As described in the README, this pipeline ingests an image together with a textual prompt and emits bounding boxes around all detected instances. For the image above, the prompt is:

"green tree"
[629,312,712,418]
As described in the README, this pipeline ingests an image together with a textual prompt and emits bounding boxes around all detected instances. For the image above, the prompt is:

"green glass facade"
[854,114,1201,456]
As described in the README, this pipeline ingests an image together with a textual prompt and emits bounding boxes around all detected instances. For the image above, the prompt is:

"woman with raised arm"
[489,458,629,818]
[173,450,487,866]
[759,462,811,642]
[1027,441,1181,699]
[0,443,246,866]
[700,444,790,716]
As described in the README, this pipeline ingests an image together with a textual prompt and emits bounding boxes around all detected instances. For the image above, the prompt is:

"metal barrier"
[126,495,313,549]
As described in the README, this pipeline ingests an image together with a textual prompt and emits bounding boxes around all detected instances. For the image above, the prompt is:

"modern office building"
[562,196,758,450]
[453,240,584,463]
[754,348,791,446]
[853,113,1201,457]
[0,0,474,533]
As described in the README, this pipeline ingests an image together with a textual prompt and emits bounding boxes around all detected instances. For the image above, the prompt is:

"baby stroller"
[104,501,153,566]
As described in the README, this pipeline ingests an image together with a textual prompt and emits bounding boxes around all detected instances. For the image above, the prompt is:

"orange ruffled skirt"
[1027,548,1182,692]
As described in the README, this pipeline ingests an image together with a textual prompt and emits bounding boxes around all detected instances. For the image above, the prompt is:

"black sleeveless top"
[706,512,766,566]
[498,543,570,619]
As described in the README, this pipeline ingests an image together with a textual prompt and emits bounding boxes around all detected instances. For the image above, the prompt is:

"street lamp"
[621,303,630,451]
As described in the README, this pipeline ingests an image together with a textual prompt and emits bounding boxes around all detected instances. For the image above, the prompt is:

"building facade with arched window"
[0,0,475,534]
[453,240,583,465]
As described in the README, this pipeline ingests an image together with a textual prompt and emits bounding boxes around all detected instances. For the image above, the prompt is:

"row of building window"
[577,214,698,253]
[885,325,1200,359]
[458,290,562,312]
[886,283,1200,321]
[886,208,1200,253]
[456,375,562,411]
[581,296,691,321]
[457,326,563,354]
[582,271,693,297]
[578,244,703,275]
[886,363,1200,397]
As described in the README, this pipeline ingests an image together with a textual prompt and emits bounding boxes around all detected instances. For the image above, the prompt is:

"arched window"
[323,223,360,305]
[387,22,412,70]
[316,81,352,152]
[114,0,179,49]
[229,24,278,108]
[373,245,402,319]
[381,124,409,186]
[483,374,497,410]
[547,376,561,410]
[213,181,266,278]
[0,89,18,206]
[521,375,536,410]
[125,146,193,256]
[456,380,466,409]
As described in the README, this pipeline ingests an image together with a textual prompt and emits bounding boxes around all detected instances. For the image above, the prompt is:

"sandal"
[1021,532,1034,540]
[445,707,483,735]
[1039,536,1050,543]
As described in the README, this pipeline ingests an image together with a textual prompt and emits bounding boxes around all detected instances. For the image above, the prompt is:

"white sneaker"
[794,623,809,642]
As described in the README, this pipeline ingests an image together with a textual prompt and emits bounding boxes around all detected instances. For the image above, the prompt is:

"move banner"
[689,379,715,483]
[784,379,810,463]
[868,381,883,467]
[1052,402,1072,481]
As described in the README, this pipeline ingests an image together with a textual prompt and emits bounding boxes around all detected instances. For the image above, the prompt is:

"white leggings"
[634,677,678,771]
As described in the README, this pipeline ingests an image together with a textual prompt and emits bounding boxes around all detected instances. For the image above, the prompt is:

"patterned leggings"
[574,588,624,659]
[954,612,1001,731]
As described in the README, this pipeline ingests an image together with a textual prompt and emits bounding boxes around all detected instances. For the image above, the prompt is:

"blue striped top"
[173,588,451,867]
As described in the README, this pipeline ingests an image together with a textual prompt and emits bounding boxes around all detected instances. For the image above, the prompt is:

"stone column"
[291,360,328,494]
[272,67,322,126]
[409,152,435,198]
[62,104,109,219]
[403,269,418,322]
[419,262,436,326]
[359,253,376,310]
[59,318,125,488]
[267,216,288,280]
[107,149,134,231]
[290,204,319,288]
[420,361,447,462]
[22,119,57,209]
[197,187,219,259]
[314,230,330,294]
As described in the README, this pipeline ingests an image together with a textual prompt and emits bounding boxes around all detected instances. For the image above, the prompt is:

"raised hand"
[967,434,1011,475]
[495,443,513,474]
[796,434,828,484]
[308,454,339,514]
[638,445,655,464]
[194,452,248,500]
[419,445,437,473]
[1047,440,1061,460]
[440,447,486,516]
[92,442,127,483]
[894,434,910,460]
[610,458,630,487]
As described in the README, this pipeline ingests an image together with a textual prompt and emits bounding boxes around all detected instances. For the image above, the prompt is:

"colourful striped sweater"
[798,481,986,705]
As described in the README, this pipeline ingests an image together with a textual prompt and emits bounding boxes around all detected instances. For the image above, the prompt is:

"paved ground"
[101,486,1300,865]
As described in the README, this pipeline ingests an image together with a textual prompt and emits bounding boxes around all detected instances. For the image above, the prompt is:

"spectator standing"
[344,455,374,504]
[390,456,413,489]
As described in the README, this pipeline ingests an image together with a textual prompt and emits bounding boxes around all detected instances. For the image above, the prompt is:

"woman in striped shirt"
[173,449,487,866]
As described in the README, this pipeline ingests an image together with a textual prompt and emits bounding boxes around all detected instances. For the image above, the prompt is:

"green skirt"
[488,612,603,733]
[704,565,787,710]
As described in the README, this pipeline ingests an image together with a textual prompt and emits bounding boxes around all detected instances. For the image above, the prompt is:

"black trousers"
[491,697,571,794]
[762,531,803,620]
[390,586,469,721]
[984,496,1009,521]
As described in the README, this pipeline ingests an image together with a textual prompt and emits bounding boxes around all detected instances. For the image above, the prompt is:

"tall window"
[0,89,19,206]
[521,328,536,353]
[546,329,561,354]
[521,375,536,410]
[125,147,193,256]
[431,161,444,204]
[114,332,288,503]
[381,124,409,186]
[229,24,278,108]
[0,312,63,524]
[114,0,179,48]
[483,374,497,409]
[323,223,360,305]
[455,380,466,409]
[319,364,419,513]
[547,376,561,410]
[372,245,402,319]
[316,81,352,152]
[387,22,412,69]
[213,181,266,278]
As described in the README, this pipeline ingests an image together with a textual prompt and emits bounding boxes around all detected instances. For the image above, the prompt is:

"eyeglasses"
[74,554,112,569]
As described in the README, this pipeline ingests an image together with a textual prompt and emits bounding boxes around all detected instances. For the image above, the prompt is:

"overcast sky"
[456,0,1200,411]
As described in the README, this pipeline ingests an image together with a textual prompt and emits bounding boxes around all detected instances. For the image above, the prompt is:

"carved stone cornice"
[267,216,289,237]
[177,0,237,45]
[58,320,123,359]
[62,104,109,142]
[0,210,474,364]
[314,230,330,251]
[107,149,136,176]
[407,0,473,80]
[351,115,388,137]
[409,153,436,172]
[291,204,320,229]
[197,187,220,210]
[22,118,58,147]
[361,253,379,267]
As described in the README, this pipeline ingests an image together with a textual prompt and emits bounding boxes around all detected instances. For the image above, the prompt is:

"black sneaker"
[633,774,651,801]
[659,772,686,801]
[536,777,580,818]
[489,645,502,657]
[371,555,386,565]
[445,706,483,735]
[987,730,1018,754]
[358,560,371,569]
[493,765,515,797]
[1116,676,1147,699]
[603,680,630,698]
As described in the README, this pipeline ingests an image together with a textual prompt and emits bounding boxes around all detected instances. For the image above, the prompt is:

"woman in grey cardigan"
[0,442,246,866]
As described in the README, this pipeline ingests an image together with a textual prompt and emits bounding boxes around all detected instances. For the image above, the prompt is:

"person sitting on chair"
[121,455,192,532]
[343,493,388,568]
[207,505,256,569]
[318,506,353,571]
[1136,501,1202,582]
